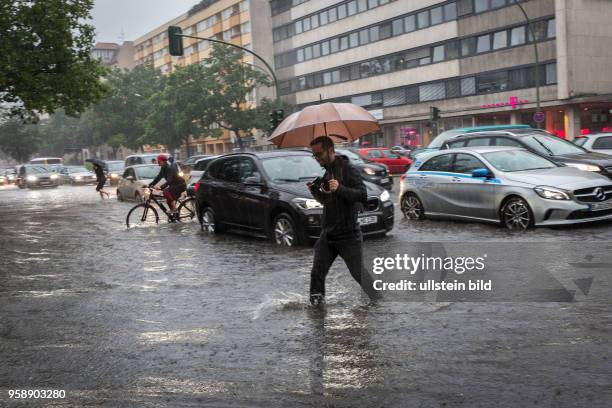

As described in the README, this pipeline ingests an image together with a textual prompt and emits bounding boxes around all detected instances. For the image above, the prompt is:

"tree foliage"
[0,0,109,118]
[0,119,41,162]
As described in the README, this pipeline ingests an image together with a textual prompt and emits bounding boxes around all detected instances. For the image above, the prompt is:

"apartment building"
[92,42,135,70]
[133,0,274,155]
[271,0,612,147]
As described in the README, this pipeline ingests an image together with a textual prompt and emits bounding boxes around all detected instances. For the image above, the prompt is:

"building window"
[332,70,340,83]
[323,72,332,85]
[240,0,250,12]
[461,37,476,56]
[350,32,359,48]
[321,41,330,55]
[303,17,311,31]
[330,38,339,53]
[491,0,506,8]
[476,34,490,53]
[528,20,548,41]
[312,43,320,58]
[430,6,443,25]
[444,3,457,21]
[404,15,415,32]
[340,67,351,81]
[347,0,357,16]
[492,30,507,50]
[446,79,461,98]
[446,41,460,59]
[337,4,347,19]
[432,45,445,62]
[368,0,378,8]
[420,83,446,101]
[475,0,488,13]
[352,94,372,106]
[369,26,379,42]
[461,77,476,95]
[392,19,403,36]
[379,22,392,40]
[328,7,337,22]
[358,0,368,12]
[340,36,349,50]
[547,18,556,38]
[546,63,557,84]
[304,46,312,60]
[417,11,429,29]
[406,87,419,103]
[297,48,304,62]
[477,71,509,93]
[295,20,303,34]
[241,22,251,33]
[510,26,526,46]
[359,29,369,45]
[320,10,328,25]
[383,89,406,106]
[311,14,319,29]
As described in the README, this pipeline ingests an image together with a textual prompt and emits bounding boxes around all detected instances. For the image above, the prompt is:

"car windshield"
[70,167,89,173]
[136,166,160,179]
[106,162,124,171]
[27,166,50,174]
[483,150,557,172]
[336,149,366,164]
[261,155,324,183]
[522,134,585,156]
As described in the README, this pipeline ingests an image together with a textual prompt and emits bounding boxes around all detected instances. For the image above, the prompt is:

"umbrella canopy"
[85,158,107,170]
[267,102,380,148]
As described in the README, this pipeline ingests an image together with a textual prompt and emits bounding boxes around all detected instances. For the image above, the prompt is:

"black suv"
[194,151,394,247]
[336,149,393,191]
[442,129,612,179]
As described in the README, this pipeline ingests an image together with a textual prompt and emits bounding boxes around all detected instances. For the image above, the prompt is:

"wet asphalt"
[0,182,611,407]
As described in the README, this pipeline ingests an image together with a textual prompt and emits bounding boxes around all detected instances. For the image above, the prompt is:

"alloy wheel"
[274,217,295,247]
[201,209,215,233]
[401,194,423,220]
[503,199,532,231]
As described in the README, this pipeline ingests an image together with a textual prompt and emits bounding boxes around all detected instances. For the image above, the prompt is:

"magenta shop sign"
[481,96,529,109]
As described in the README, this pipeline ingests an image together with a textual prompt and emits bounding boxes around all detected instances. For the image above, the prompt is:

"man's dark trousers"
[310,232,378,299]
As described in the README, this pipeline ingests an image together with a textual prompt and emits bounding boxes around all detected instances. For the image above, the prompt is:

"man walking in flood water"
[307,135,378,305]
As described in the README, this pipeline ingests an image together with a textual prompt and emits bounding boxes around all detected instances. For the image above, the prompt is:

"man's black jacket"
[309,154,367,241]
[149,162,186,189]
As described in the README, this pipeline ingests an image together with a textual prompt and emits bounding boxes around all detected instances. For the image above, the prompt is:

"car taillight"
[194,181,201,192]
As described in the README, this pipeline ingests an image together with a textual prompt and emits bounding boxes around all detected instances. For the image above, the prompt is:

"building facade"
[133,0,274,156]
[92,42,136,70]
[271,0,612,147]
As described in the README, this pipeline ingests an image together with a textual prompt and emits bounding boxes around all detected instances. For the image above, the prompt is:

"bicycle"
[126,186,197,228]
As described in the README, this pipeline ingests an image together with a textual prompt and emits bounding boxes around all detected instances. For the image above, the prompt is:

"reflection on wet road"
[1,185,611,407]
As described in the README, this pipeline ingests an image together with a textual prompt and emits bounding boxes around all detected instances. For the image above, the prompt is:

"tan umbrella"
[267,102,380,148]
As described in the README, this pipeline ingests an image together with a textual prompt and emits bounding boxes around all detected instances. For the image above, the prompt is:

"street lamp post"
[513,0,542,128]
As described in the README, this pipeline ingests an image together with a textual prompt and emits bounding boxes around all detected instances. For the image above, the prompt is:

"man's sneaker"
[310,293,324,306]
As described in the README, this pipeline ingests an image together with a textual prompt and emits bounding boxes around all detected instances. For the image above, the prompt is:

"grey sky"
[91,0,199,43]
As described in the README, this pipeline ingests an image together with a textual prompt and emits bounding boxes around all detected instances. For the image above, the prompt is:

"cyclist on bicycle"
[148,154,186,214]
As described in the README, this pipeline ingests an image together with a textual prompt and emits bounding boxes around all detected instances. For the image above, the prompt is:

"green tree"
[0,0,108,118]
[107,133,127,159]
[92,65,164,150]
[200,44,275,149]
[0,119,41,162]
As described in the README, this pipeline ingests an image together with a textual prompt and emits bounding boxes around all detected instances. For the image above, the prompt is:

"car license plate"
[380,177,389,184]
[591,200,612,211]
[358,215,378,226]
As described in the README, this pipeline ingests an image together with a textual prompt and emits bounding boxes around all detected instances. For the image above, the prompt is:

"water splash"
[251,292,309,320]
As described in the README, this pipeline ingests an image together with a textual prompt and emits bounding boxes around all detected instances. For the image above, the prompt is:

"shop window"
[444,3,458,21]
[417,11,430,29]
[404,15,416,33]
[477,71,509,93]
[431,7,443,25]
[510,26,526,46]
[477,34,491,53]
[493,30,508,50]
[420,83,446,101]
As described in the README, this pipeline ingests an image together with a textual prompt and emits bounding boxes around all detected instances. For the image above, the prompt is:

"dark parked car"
[441,129,612,179]
[16,165,60,189]
[187,155,219,196]
[336,149,392,191]
[104,160,125,186]
[194,151,394,247]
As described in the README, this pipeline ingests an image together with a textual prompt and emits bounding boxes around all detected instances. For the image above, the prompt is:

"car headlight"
[8,175,15,180]
[110,173,118,178]
[292,197,323,210]
[380,190,390,202]
[50,174,58,180]
[179,171,184,177]
[26,175,37,181]
[363,167,376,175]
[564,162,601,172]
[534,186,570,200]
[75,176,82,180]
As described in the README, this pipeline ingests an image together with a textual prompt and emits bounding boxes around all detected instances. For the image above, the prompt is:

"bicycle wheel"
[126,203,159,228]
[176,197,197,223]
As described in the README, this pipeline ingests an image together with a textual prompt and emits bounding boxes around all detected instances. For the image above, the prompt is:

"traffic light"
[168,26,184,56]
[430,106,441,121]
[269,109,284,132]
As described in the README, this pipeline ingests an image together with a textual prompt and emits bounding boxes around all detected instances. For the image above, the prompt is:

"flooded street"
[1,184,611,407]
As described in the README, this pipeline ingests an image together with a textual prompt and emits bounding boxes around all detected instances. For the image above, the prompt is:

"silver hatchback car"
[399,147,612,230]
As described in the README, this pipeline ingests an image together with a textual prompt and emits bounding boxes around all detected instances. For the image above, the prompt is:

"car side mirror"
[472,168,491,178]
[126,176,134,182]
[244,174,263,186]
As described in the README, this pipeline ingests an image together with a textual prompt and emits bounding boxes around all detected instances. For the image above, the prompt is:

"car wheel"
[500,197,533,231]
[401,193,425,220]
[272,213,299,247]
[201,207,225,233]
[117,189,123,202]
